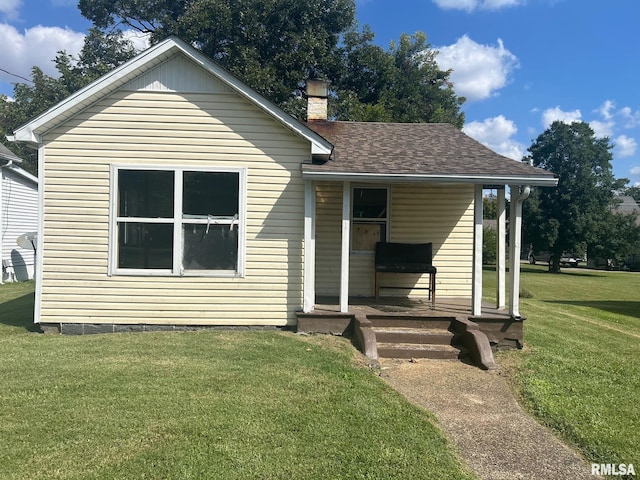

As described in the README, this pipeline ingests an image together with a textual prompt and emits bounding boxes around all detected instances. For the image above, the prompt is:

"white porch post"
[472,184,483,316]
[509,185,530,319]
[303,180,316,312]
[340,181,351,313]
[496,188,506,309]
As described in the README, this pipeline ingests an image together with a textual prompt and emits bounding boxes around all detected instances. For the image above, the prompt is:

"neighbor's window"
[113,167,244,276]
[352,187,388,251]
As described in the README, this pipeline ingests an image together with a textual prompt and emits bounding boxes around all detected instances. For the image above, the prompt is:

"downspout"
[518,186,531,203]
[509,185,531,320]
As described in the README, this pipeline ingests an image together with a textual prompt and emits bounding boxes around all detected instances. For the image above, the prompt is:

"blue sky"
[1,0,639,186]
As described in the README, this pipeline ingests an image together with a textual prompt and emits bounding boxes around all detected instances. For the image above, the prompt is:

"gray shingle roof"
[0,143,22,164]
[303,121,556,185]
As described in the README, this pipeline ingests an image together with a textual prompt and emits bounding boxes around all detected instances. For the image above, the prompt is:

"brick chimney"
[306,79,328,121]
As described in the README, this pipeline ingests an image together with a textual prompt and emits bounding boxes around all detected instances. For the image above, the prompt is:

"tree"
[0,29,137,175]
[79,0,355,107]
[589,206,640,267]
[483,194,498,220]
[522,121,630,272]
[332,30,464,126]
[78,0,465,124]
[626,186,640,204]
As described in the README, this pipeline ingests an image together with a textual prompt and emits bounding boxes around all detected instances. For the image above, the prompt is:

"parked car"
[527,251,585,267]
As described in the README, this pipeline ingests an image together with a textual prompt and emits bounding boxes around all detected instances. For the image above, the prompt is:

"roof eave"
[301,170,558,187]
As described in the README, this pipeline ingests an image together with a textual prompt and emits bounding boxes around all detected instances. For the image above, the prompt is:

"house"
[1,144,38,282]
[10,37,557,354]
[614,195,640,270]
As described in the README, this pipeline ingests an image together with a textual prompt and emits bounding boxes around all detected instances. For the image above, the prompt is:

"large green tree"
[78,0,464,125]
[332,29,464,126]
[79,0,355,106]
[523,121,632,272]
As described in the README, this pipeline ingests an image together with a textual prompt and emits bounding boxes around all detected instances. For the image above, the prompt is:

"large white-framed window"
[109,165,246,277]
[351,186,389,252]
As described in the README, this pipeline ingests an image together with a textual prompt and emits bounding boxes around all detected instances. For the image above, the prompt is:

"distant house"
[0,144,38,282]
[616,195,640,270]
[9,37,556,342]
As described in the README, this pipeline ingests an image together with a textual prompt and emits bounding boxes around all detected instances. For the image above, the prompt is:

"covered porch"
[302,180,531,321]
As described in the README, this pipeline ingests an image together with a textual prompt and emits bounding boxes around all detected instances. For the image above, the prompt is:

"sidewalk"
[379,358,594,480]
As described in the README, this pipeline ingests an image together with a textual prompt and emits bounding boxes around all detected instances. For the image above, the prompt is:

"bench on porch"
[374,242,437,307]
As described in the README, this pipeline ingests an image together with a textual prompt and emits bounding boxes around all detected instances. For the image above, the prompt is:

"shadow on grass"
[0,293,40,332]
[548,300,640,319]
[483,264,607,278]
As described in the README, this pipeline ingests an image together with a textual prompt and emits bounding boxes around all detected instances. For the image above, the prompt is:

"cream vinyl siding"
[40,79,309,325]
[315,182,473,298]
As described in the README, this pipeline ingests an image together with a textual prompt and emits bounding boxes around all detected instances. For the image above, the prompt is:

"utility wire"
[0,67,32,83]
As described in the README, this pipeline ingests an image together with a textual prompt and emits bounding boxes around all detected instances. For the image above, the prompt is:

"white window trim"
[351,185,390,254]
[108,164,247,277]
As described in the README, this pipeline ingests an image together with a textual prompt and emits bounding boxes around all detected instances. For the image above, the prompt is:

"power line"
[0,67,32,83]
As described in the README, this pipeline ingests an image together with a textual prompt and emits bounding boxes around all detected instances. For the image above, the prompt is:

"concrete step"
[367,316,455,330]
[377,342,463,359]
[374,327,458,345]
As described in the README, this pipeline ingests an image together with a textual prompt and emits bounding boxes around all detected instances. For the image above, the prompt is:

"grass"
[486,265,640,470]
[0,282,474,480]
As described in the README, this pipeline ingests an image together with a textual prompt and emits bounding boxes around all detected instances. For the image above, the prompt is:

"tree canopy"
[78,0,464,125]
[522,121,637,272]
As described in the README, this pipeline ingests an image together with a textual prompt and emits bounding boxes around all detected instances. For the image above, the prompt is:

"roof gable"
[121,54,234,94]
[10,37,332,157]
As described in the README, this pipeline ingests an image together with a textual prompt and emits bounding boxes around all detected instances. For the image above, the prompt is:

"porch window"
[112,166,245,276]
[352,187,388,252]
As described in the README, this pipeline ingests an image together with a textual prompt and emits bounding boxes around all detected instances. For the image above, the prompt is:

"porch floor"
[312,296,511,319]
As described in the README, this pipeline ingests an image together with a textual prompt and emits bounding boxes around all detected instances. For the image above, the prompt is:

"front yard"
[490,266,639,470]
[0,282,473,480]
[1,266,638,478]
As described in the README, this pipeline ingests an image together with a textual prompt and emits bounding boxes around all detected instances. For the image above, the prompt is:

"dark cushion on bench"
[376,262,437,274]
[374,242,436,274]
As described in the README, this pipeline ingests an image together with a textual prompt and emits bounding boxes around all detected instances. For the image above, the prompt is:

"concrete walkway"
[379,358,594,480]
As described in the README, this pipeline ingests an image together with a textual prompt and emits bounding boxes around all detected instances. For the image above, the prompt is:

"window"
[112,166,245,276]
[352,187,388,251]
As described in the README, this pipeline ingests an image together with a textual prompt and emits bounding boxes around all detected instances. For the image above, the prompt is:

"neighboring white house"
[0,144,38,282]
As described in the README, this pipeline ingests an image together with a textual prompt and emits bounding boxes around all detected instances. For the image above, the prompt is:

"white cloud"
[464,115,525,160]
[590,120,614,139]
[620,106,640,129]
[121,30,152,52]
[615,135,637,158]
[541,106,582,129]
[0,24,150,94]
[0,0,21,20]
[0,23,85,84]
[596,100,615,120]
[435,35,518,102]
[432,0,522,11]
[630,166,640,176]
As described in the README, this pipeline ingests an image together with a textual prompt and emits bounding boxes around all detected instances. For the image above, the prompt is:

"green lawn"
[487,265,640,470]
[0,282,474,480]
